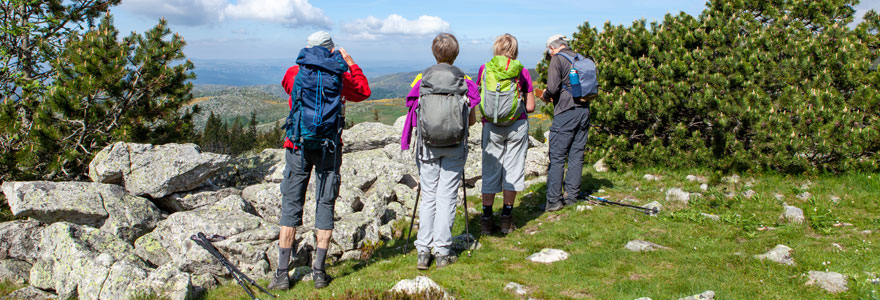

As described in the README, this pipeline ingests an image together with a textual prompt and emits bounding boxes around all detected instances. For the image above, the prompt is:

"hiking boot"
[545,201,565,212]
[434,254,457,269]
[416,252,432,270]
[313,270,332,289]
[267,270,290,290]
[480,217,499,235]
[500,215,515,235]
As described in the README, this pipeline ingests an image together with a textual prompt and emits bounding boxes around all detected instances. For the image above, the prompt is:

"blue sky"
[112,0,880,75]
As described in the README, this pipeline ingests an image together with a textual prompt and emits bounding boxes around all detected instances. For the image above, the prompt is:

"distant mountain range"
[185,67,540,131]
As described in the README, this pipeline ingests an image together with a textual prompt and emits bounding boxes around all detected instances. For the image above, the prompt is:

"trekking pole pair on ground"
[576,191,659,216]
[191,232,276,300]
[402,172,474,257]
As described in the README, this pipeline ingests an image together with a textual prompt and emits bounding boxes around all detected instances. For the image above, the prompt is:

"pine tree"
[247,110,258,147]
[538,0,879,173]
[0,3,195,180]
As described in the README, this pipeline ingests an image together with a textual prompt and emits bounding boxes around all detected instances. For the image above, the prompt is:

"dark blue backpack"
[556,52,598,100]
[283,47,348,151]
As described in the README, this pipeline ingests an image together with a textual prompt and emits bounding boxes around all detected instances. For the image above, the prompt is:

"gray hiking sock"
[277,247,292,273]
[313,247,328,272]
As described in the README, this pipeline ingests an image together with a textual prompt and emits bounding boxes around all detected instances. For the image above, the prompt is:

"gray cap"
[307,31,334,49]
[545,34,567,47]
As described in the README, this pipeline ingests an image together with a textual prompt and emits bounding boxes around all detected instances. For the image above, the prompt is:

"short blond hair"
[493,34,518,59]
[432,33,459,64]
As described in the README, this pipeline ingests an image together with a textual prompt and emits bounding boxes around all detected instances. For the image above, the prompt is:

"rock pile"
[0,118,552,299]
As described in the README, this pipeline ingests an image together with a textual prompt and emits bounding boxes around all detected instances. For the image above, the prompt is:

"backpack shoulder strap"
[555,52,576,64]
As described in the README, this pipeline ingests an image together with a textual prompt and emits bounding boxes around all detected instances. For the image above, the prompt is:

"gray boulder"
[625,240,669,252]
[150,203,276,279]
[665,188,690,204]
[593,158,608,172]
[333,212,373,251]
[754,244,795,266]
[678,291,715,300]
[1,287,58,300]
[0,259,31,284]
[242,183,283,224]
[1,182,161,243]
[211,149,286,187]
[0,219,45,263]
[390,276,453,299]
[29,222,147,300]
[134,231,171,267]
[781,203,805,224]
[156,188,242,213]
[524,146,550,177]
[143,264,194,300]
[526,248,569,263]
[806,271,848,293]
[1,181,115,227]
[89,142,230,198]
[342,122,399,153]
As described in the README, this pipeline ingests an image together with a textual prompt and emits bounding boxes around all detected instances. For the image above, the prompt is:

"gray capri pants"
[481,118,529,194]
[279,147,341,230]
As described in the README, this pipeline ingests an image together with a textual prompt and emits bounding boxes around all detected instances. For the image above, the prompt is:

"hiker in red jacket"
[269,31,370,291]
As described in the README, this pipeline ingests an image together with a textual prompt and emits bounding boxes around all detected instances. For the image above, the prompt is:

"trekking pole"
[461,171,472,257]
[190,232,276,300]
[577,192,658,216]
[402,184,421,255]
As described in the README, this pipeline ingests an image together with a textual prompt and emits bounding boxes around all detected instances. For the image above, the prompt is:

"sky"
[111,0,880,75]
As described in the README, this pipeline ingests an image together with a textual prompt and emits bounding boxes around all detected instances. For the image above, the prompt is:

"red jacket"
[281,64,371,148]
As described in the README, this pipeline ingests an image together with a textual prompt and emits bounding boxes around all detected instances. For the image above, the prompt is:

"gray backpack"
[417,64,470,148]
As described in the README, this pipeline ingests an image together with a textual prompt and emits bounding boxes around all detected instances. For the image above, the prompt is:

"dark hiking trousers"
[546,106,590,205]
[279,146,341,230]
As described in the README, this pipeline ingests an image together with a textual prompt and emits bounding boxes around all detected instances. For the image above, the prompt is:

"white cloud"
[119,0,227,26]
[118,0,331,28]
[222,0,331,28]
[343,14,450,40]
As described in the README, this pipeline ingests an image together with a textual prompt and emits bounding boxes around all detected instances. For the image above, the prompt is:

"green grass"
[0,280,21,296]
[204,169,880,299]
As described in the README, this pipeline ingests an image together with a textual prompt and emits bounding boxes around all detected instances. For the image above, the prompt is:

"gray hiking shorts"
[481,119,529,194]
[279,147,341,230]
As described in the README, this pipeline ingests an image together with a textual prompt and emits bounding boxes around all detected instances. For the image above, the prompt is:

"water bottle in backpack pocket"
[557,52,598,103]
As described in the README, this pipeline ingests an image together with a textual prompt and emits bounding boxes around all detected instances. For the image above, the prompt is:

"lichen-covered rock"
[156,188,242,213]
[0,259,31,284]
[29,222,147,300]
[211,148,286,187]
[333,212,373,251]
[1,182,161,243]
[0,287,58,300]
[781,203,805,224]
[526,248,569,263]
[150,203,275,279]
[806,271,848,293]
[678,291,715,300]
[1,181,115,227]
[624,240,670,252]
[754,244,795,266]
[665,188,690,204]
[524,146,550,177]
[0,219,45,263]
[101,193,164,243]
[144,264,194,300]
[135,231,172,267]
[390,276,454,300]
[242,183,283,224]
[342,122,399,153]
[88,142,230,198]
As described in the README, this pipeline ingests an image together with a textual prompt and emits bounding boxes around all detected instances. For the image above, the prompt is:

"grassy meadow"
[203,168,880,299]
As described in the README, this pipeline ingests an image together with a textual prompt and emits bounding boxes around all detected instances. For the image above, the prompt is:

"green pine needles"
[1,1,196,181]
[538,0,880,174]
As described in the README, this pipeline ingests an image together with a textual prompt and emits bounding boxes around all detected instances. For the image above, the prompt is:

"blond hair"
[432,33,459,64]
[493,34,519,59]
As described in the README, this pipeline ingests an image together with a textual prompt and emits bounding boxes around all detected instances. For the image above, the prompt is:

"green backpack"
[480,56,525,126]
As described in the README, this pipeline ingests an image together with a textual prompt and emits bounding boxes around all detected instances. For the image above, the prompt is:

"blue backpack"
[283,47,348,151]
[556,52,598,100]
